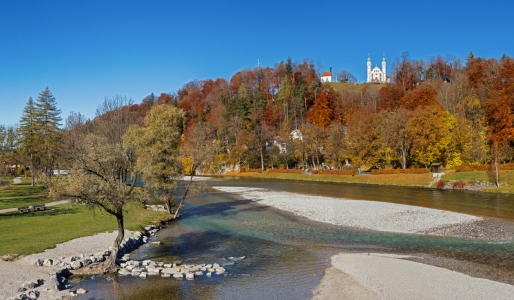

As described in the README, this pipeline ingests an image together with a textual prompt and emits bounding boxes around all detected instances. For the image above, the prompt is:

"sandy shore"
[1,230,130,300]
[312,253,514,299]
[214,187,482,234]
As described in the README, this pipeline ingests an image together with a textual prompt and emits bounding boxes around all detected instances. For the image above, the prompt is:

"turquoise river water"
[71,177,514,299]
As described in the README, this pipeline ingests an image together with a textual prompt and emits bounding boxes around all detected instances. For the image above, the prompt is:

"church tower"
[367,56,371,82]
[382,55,386,82]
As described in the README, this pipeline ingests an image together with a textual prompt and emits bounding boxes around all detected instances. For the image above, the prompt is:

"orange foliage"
[266,169,303,174]
[378,84,405,111]
[371,168,429,174]
[399,87,441,110]
[308,89,336,128]
[312,170,357,176]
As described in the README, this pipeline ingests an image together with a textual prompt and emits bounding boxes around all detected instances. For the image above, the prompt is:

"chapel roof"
[321,72,332,77]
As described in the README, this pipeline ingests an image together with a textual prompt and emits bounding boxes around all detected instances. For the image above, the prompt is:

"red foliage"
[399,87,441,110]
[155,93,175,106]
[436,181,446,189]
[240,168,263,173]
[378,84,406,111]
[312,170,357,176]
[452,181,465,189]
[267,169,303,174]
[308,89,336,128]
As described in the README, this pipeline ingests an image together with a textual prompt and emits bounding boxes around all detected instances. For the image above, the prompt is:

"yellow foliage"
[182,156,193,175]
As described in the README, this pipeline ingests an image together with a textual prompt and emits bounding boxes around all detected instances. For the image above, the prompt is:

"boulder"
[120,263,128,268]
[142,260,151,266]
[126,265,135,271]
[186,273,194,280]
[139,272,148,278]
[43,259,53,267]
[195,271,203,276]
[158,262,164,267]
[146,267,161,274]
[200,267,207,271]
[163,264,172,268]
[21,280,38,289]
[161,273,170,277]
[173,273,183,279]
[148,262,158,268]
[162,267,181,274]
[52,259,62,266]
[206,272,212,277]
[133,261,141,267]
[81,258,92,267]
[76,288,87,294]
[118,269,131,276]
[27,291,40,299]
[148,272,159,276]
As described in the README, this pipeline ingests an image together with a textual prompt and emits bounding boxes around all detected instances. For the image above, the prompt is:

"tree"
[175,122,215,219]
[407,106,452,167]
[35,87,62,183]
[336,70,357,83]
[348,108,382,168]
[124,104,185,214]
[308,89,335,128]
[18,97,40,186]
[324,122,350,167]
[379,109,413,169]
[50,97,139,273]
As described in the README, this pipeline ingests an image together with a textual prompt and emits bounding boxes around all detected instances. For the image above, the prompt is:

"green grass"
[0,180,52,209]
[0,203,170,256]
[224,172,434,187]
[441,170,514,194]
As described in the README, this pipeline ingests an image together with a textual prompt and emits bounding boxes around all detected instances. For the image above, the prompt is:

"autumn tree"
[379,109,413,169]
[308,89,335,128]
[124,104,185,214]
[50,97,139,273]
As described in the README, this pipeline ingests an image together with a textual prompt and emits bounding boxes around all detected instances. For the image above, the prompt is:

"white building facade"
[367,56,390,83]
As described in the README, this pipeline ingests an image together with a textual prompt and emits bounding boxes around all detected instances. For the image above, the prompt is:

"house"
[3,161,19,171]
[321,67,332,82]
[266,136,287,154]
[288,129,302,141]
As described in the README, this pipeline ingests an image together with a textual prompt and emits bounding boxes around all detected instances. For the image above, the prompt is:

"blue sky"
[0,0,512,126]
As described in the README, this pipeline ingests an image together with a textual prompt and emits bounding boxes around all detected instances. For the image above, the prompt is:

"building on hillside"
[367,55,390,83]
[288,129,302,141]
[321,67,332,82]
[266,136,287,154]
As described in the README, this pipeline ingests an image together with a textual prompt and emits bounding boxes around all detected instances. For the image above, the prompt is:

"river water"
[71,177,514,299]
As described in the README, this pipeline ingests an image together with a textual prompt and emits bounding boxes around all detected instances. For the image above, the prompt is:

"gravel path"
[214,187,482,234]
[0,199,71,214]
[313,253,514,299]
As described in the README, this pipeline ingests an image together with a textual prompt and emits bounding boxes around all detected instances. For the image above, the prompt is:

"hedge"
[266,169,303,174]
[456,164,514,172]
[312,170,357,176]
[371,168,429,175]
[240,168,263,173]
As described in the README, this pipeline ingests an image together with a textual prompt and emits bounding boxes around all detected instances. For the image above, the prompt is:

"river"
[71,177,514,299]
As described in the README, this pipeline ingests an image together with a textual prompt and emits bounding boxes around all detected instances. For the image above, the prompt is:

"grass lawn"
[223,172,434,187]
[0,180,53,209]
[0,203,171,257]
[442,170,514,193]
[0,180,173,257]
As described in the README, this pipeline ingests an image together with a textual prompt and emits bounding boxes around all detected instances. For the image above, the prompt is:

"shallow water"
[72,177,514,299]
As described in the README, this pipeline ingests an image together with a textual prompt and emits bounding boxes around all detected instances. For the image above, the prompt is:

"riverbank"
[312,253,514,299]
[219,170,514,194]
[213,187,486,236]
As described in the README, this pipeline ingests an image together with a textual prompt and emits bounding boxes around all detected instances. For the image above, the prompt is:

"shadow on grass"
[0,206,82,218]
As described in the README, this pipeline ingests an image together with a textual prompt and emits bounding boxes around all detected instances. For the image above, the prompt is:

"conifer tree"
[35,87,62,182]
[19,97,40,186]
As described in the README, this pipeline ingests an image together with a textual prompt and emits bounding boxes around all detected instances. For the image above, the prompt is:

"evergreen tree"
[19,97,40,185]
[35,87,62,182]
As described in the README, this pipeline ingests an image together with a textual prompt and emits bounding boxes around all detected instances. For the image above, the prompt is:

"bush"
[240,168,263,173]
[371,168,429,175]
[452,180,465,189]
[313,170,357,176]
[456,164,514,172]
[266,169,303,174]
[436,181,446,189]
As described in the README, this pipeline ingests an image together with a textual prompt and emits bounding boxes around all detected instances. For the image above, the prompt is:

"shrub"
[371,168,429,175]
[266,169,303,174]
[240,168,263,173]
[316,170,357,176]
[452,180,465,189]
[436,181,446,189]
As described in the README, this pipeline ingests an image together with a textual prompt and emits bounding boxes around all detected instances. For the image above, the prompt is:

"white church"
[367,55,390,83]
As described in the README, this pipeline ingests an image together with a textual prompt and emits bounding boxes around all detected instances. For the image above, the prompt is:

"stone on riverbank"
[77,288,87,294]
[173,273,183,279]
[186,273,194,280]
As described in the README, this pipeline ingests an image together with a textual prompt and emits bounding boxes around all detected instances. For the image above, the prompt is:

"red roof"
[321,72,332,77]
[272,136,280,140]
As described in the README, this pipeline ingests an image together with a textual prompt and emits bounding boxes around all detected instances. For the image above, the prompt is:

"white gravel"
[1,230,131,299]
[23,230,132,262]
[317,253,514,299]
[214,187,482,234]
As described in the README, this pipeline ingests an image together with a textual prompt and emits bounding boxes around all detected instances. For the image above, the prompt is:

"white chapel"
[367,55,390,83]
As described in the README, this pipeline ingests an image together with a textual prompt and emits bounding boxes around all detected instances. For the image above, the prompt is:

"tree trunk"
[260,147,264,170]
[31,155,34,187]
[106,213,124,272]
[173,173,194,219]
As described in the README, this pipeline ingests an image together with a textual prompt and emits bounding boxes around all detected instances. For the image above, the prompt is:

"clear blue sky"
[0,0,512,126]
